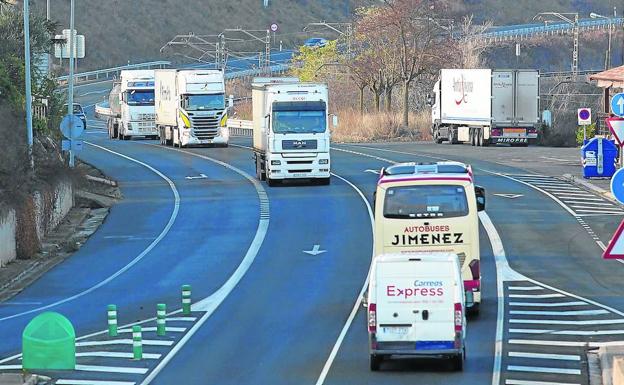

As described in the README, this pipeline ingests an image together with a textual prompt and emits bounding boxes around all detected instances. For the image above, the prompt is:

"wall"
[0,180,73,266]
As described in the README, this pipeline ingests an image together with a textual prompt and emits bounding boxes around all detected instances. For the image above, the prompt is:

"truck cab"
[252,78,333,186]
[117,70,156,140]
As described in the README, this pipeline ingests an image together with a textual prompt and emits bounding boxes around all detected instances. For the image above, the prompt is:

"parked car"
[64,103,87,130]
[303,37,328,48]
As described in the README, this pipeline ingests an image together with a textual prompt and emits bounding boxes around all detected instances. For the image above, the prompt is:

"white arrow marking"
[364,169,380,175]
[185,173,208,180]
[618,97,624,115]
[493,193,524,199]
[303,244,327,256]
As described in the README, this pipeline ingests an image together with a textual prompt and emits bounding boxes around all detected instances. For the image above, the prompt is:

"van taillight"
[469,260,480,280]
[454,303,462,332]
[368,303,377,333]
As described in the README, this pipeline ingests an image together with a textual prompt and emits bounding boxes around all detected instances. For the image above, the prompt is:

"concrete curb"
[562,173,622,207]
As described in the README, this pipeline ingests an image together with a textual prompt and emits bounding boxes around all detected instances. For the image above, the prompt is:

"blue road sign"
[60,114,84,139]
[611,93,624,117]
[611,168,624,204]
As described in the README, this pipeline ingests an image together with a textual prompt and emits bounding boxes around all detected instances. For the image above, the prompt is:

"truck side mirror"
[332,115,339,128]
[475,186,486,211]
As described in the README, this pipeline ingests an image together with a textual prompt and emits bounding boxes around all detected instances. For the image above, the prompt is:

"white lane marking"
[570,204,619,209]
[75,364,148,374]
[0,364,21,370]
[0,142,181,322]
[303,244,327,256]
[508,286,543,291]
[75,352,161,359]
[556,195,604,200]
[510,339,624,347]
[117,326,186,333]
[510,318,624,325]
[315,173,374,385]
[510,309,609,316]
[138,144,269,385]
[165,317,196,322]
[565,201,613,206]
[553,329,624,336]
[57,380,135,385]
[493,174,578,216]
[0,302,43,306]
[57,381,135,385]
[508,352,580,361]
[509,301,587,307]
[506,379,581,385]
[574,208,624,213]
[509,294,564,299]
[507,365,581,375]
[77,339,173,347]
[510,328,555,333]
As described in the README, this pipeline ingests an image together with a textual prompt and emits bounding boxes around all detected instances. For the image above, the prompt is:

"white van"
[366,253,466,371]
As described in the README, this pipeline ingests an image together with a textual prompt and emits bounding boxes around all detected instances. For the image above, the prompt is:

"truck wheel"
[449,128,457,145]
[370,354,382,371]
[451,349,465,371]
[470,129,476,146]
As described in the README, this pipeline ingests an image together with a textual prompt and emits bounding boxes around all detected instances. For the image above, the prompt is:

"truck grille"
[191,116,219,140]
[138,113,155,121]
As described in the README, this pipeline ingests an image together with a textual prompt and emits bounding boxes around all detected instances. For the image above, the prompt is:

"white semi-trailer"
[108,70,157,140]
[252,77,334,186]
[430,69,540,146]
[155,69,229,147]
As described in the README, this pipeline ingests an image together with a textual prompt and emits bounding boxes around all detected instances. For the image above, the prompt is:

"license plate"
[292,173,307,178]
[382,326,409,335]
[504,128,525,134]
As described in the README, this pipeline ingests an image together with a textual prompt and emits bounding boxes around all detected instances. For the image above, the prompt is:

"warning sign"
[603,219,624,259]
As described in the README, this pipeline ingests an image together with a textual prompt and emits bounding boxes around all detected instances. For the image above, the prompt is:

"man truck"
[107,70,157,140]
[252,77,334,186]
[155,69,229,148]
[430,69,540,146]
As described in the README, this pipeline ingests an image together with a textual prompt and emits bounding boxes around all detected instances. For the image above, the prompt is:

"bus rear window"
[383,185,469,219]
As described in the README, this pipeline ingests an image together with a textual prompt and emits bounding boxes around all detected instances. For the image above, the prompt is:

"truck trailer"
[155,69,229,148]
[252,77,334,186]
[107,70,157,140]
[430,69,540,146]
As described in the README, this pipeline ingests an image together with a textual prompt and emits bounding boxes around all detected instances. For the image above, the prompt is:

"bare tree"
[453,15,493,69]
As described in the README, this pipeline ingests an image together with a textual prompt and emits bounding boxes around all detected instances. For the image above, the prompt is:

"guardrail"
[58,61,171,85]
[227,119,253,137]
[482,17,624,41]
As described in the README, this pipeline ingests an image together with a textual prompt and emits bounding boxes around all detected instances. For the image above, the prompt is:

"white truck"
[155,69,229,148]
[252,78,334,186]
[430,69,540,146]
[107,70,157,140]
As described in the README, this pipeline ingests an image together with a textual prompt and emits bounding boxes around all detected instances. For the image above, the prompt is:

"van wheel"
[452,349,465,371]
[370,354,382,371]
[468,302,480,317]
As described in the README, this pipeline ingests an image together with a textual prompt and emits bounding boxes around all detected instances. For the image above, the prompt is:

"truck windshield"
[126,90,155,106]
[272,110,326,134]
[182,94,225,111]
[383,185,468,219]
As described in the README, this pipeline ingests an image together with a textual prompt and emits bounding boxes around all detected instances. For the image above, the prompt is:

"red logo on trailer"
[603,219,624,259]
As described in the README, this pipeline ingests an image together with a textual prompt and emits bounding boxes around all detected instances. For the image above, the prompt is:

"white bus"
[373,162,486,314]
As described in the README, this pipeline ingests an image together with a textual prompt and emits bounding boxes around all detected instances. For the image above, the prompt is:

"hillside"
[29,0,623,71]
[33,0,366,71]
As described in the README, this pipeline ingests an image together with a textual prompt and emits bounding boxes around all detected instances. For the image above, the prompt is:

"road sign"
[60,114,84,139]
[611,168,624,205]
[270,23,279,33]
[611,93,624,117]
[61,139,83,152]
[606,117,624,146]
[578,108,591,125]
[603,219,624,259]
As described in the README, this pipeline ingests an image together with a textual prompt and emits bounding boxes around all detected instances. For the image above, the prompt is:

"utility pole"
[590,12,614,69]
[23,0,34,163]
[265,29,271,71]
[533,12,579,78]
[67,0,75,168]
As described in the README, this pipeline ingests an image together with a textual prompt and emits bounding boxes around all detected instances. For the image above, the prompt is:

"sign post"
[578,108,591,142]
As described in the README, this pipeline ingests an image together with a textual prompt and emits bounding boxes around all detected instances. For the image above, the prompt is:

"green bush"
[576,124,596,146]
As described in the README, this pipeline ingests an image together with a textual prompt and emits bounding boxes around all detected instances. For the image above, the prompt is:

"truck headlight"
[127,122,133,130]
[271,160,281,166]
[319,159,329,165]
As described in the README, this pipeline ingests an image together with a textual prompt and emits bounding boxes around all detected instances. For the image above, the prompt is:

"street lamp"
[590,12,613,69]
[534,12,579,77]
[23,0,34,162]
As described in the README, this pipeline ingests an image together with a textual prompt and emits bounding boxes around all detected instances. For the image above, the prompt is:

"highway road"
[1,93,624,385]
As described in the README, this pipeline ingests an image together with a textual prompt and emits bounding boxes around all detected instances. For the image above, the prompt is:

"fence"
[57,61,171,85]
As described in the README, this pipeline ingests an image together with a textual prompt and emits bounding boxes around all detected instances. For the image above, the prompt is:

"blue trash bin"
[580,138,618,179]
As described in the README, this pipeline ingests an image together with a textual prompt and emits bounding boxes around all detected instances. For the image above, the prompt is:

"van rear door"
[375,258,456,349]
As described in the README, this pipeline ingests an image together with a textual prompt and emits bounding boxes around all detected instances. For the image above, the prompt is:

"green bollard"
[182,285,192,315]
[132,325,142,360]
[107,305,117,337]
[157,304,166,336]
